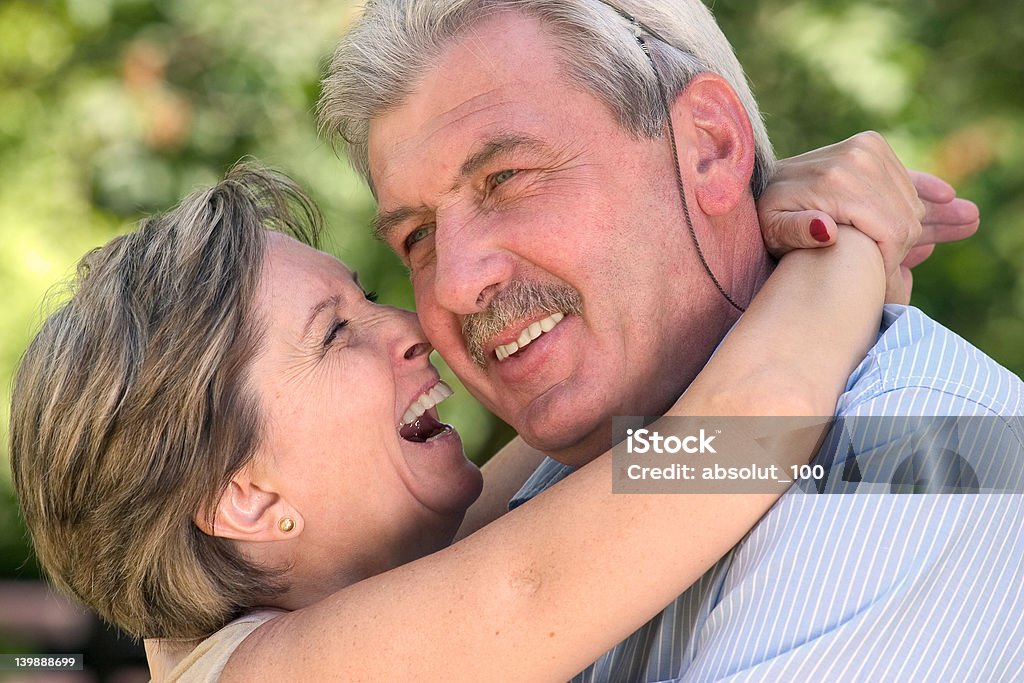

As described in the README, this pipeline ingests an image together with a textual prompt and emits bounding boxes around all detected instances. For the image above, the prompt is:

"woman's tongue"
[400,412,450,443]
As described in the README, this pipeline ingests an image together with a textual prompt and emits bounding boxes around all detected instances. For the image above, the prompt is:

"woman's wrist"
[681,226,885,419]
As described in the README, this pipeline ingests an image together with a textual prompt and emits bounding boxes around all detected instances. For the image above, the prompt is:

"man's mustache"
[462,281,583,366]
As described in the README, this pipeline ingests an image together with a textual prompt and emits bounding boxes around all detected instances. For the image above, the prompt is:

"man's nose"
[431,214,514,315]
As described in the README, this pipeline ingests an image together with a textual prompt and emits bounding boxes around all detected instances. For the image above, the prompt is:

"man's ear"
[194,466,302,541]
[670,72,756,216]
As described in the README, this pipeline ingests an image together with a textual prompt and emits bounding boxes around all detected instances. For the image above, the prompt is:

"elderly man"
[320,1,1024,680]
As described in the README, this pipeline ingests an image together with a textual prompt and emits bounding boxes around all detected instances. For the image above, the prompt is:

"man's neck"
[545,216,775,469]
[713,205,777,311]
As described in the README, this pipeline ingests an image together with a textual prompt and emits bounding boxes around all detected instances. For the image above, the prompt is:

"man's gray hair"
[318,0,776,196]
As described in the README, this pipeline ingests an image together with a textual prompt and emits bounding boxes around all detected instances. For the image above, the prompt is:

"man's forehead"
[368,93,511,183]
[365,11,570,183]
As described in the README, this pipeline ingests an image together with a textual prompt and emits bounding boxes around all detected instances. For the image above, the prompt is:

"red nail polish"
[810,218,830,243]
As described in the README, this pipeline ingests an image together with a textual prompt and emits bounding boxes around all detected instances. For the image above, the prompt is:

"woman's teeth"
[401,381,453,426]
[495,312,564,362]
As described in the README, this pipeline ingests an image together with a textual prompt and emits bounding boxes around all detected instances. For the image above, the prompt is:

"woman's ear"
[670,72,756,216]
[194,466,302,541]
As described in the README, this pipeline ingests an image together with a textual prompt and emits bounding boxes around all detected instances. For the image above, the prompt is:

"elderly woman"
[10,162,966,681]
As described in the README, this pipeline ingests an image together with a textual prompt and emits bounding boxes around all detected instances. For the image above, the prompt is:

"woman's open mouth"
[399,381,455,442]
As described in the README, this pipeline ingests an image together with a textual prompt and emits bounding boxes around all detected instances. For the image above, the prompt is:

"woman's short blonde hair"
[9,164,321,639]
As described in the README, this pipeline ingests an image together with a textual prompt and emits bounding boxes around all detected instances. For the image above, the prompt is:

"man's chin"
[486,378,621,465]
[515,415,612,467]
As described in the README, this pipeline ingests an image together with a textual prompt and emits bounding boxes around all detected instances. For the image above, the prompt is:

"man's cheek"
[425,313,472,360]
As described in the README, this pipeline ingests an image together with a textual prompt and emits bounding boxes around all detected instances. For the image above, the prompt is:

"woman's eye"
[490,169,519,188]
[363,289,378,303]
[404,224,434,252]
[324,320,348,347]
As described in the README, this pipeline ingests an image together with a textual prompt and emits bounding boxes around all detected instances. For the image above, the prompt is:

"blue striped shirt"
[510,306,1024,682]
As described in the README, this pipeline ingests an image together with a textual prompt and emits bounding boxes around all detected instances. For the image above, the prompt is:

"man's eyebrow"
[457,132,546,180]
[373,206,419,243]
[372,133,547,244]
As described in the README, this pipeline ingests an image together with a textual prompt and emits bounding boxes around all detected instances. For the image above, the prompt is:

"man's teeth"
[495,312,565,362]
[401,382,453,425]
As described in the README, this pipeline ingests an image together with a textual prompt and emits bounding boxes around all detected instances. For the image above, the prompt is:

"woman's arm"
[455,436,546,541]
[692,226,883,416]
[225,229,884,683]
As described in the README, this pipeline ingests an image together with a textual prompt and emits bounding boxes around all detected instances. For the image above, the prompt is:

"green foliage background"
[1,0,1021,595]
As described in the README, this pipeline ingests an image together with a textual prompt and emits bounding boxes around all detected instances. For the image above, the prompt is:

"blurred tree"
[716,0,1024,370]
[0,0,1021,677]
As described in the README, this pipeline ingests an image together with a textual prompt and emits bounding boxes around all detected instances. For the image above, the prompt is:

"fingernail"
[810,218,830,243]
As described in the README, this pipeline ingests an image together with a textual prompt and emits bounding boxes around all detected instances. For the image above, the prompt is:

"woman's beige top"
[144,610,284,682]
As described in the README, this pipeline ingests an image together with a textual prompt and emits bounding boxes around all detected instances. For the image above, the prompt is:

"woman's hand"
[755,131,980,305]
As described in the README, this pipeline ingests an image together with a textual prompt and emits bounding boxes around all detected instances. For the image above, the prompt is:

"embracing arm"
[455,436,546,540]
[462,134,975,538]
[692,227,883,415]
[224,230,884,683]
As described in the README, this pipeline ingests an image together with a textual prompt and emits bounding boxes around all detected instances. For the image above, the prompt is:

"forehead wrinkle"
[402,90,507,157]
[372,92,504,184]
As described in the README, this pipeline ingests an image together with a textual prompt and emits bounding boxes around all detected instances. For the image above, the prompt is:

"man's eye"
[404,224,435,252]
[489,169,519,189]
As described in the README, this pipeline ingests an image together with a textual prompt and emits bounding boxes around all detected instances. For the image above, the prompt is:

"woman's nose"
[389,307,432,364]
